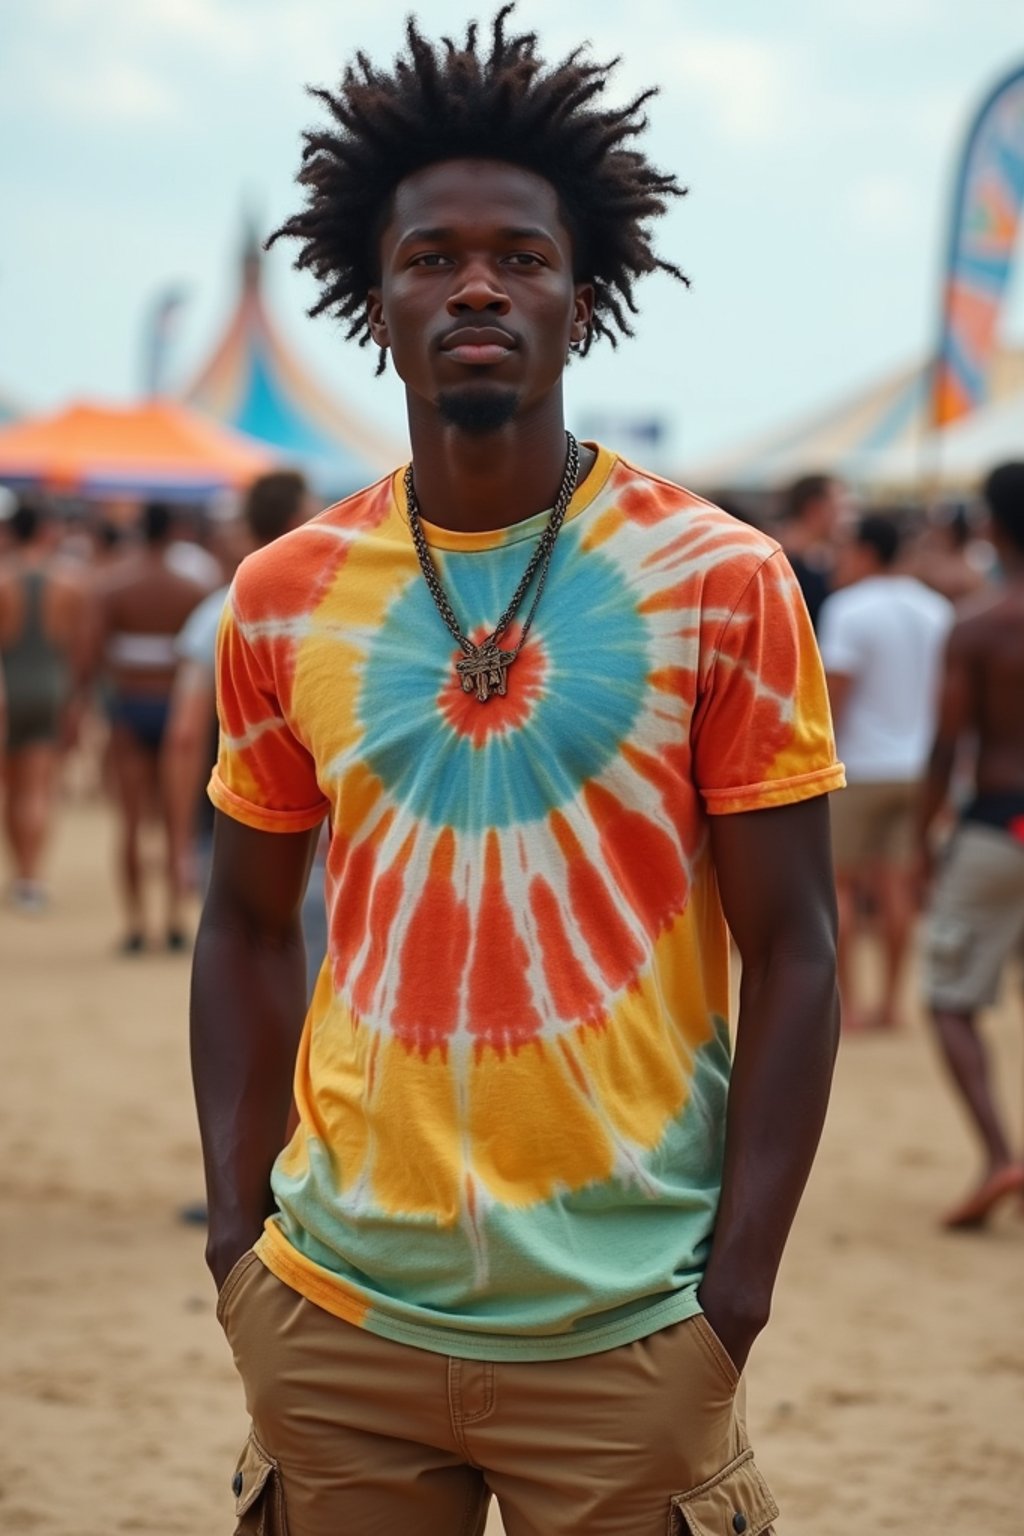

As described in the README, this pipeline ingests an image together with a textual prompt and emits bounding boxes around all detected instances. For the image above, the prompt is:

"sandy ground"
[1,798,1022,1535]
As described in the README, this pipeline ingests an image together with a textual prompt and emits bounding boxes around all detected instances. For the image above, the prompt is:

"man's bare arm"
[190,812,320,1289]
[699,795,840,1372]
[824,670,853,731]
[916,625,973,856]
[163,666,216,886]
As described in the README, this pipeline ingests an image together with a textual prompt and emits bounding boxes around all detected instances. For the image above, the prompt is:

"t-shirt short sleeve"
[208,581,329,835]
[816,590,866,676]
[692,548,845,814]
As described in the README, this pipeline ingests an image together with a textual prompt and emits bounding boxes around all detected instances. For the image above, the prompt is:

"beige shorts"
[830,779,916,869]
[217,1251,778,1536]
[925,821,1024,1012]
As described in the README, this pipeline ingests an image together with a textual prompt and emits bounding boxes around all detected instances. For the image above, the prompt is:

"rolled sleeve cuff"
[208,770,329,835]
[702,762,846,816]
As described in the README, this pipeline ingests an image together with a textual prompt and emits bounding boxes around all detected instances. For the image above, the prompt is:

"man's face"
[368,159,594,433]
[833,531,875,588]
[809,480,851,544]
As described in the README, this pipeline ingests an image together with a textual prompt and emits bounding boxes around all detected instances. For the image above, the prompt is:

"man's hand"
[910,841,935,911]
[697,1280,769,1378]
[207,1225,263,1293]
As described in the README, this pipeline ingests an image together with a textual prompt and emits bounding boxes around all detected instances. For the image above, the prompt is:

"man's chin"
[437,386,521,436]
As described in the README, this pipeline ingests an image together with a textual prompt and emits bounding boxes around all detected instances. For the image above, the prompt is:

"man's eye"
[410,253,450,267]
[505,253,542,266]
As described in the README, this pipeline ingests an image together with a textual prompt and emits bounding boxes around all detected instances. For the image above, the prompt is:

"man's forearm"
[916,737,956,847]
[700,951,839,1351]
[190,909,307,1279]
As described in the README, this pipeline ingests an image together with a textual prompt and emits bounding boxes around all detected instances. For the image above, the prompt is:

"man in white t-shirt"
[818,514,953,1030]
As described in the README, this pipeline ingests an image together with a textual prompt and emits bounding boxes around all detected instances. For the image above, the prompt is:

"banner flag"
[932,63,1024,428]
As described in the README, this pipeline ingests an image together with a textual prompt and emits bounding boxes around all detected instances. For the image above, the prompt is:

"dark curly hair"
[269,5,688,374]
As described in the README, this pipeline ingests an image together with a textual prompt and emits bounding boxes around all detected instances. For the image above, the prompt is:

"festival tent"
[682,343,1024,494]
[0,398,275,501]
[862,388,1024,490]
[184,227,405,496]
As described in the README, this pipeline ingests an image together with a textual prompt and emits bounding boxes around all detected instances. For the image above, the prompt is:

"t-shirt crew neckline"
[389,441,616,551]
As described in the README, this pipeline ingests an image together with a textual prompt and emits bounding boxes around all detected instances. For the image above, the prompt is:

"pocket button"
[232,1472,244,1497]
[733,1516,748,1533]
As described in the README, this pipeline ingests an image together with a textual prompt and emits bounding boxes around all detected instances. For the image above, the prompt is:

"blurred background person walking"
[164,470,327,992]
[776,473,850,630]
[916,462,1024,1229]
[0,498,91,911]
[910,503,992,605]
[88,501,212,952]
[819,513,953,1031]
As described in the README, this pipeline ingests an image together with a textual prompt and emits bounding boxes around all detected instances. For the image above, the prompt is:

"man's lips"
[439,327,517,365]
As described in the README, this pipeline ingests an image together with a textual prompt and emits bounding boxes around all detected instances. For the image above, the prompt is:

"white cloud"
[7,0,268,131]
[655,35,805,146]
[40,58,180,126]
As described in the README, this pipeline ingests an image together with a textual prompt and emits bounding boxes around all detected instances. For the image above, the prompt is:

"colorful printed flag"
[932,63,1024,428]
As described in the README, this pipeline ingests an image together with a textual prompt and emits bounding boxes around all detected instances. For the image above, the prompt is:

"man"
[192,14,843,1534]
[917,462,1024,1229]
[91,501,212,950]
[0,499,90,910]
[776,472,848,630]
[818,514,952,1032]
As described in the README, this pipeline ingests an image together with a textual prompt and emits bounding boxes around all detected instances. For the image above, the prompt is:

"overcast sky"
[2,0,1022,469]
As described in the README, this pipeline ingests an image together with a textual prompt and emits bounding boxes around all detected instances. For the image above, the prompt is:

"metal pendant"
[456,640,518,702]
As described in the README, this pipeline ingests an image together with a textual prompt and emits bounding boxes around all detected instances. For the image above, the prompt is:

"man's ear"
[570,283,595,347]
[366,289,388,349]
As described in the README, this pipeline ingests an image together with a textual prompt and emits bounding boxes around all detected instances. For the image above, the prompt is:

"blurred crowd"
[1,460,1022,1227]
[0,470,326,994]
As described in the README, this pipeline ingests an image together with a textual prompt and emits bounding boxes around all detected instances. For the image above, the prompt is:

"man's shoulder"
[953,583,1024,643]
[896,574,954,612]
[605,454,780,563]
[821,577,884,619]
[231,472,396,613]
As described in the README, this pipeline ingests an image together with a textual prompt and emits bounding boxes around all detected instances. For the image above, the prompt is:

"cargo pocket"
[231,1431,288,1535]
[669,1448,778,1535]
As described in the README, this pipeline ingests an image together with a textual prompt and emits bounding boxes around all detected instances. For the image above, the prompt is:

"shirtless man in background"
[91,501,211,950]
[917,461,1024,1228]
[0,499,90,911]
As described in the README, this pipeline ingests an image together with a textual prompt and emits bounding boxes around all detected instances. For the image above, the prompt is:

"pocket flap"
[233,1434,276,1518]
[671,1449,778,1535]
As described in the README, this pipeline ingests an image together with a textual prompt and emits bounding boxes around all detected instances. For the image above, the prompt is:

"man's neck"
[404,397,592,533]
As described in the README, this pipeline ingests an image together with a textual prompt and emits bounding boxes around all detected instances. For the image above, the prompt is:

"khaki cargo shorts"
[925,821,1024,1011]
[216,1251,778,1536]
[829,779,917,870]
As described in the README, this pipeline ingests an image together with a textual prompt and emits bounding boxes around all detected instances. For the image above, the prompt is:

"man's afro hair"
[269,5,688,372]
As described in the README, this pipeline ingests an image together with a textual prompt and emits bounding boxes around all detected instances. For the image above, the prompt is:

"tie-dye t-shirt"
[211,444,843,1361]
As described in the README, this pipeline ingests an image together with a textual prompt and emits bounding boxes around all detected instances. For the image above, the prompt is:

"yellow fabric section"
[388,442,616,551]
[256,1224,371,1328]
[468,1038,616,1206]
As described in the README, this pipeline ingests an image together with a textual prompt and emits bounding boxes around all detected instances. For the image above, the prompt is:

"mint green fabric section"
[269,1017,731,1361]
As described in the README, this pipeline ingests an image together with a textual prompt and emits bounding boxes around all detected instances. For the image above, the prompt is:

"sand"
[1,798,1022,1534]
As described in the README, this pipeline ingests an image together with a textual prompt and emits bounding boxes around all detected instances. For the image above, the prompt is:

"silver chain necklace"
[404,432,580,703]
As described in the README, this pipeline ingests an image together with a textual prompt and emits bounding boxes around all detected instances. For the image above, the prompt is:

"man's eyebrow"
[394,224,559,246]
[499,226,557,242]
[396,227,453,246]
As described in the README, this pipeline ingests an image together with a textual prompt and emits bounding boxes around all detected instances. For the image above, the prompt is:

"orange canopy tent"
[0,399,276,501]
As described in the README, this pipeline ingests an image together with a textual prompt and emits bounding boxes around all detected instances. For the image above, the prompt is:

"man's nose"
[446,260,511,314]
